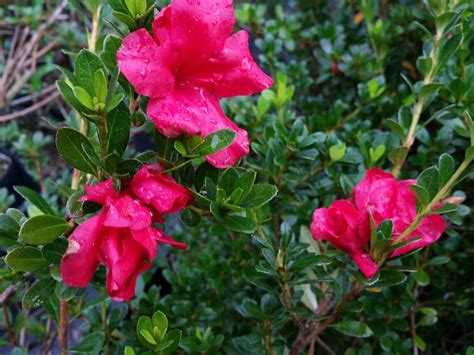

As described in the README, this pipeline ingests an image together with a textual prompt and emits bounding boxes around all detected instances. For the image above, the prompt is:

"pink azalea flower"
[353,169,446,257]
[311,200,378,279]
[61,172,191,301]
[130,164,193,215]
[117,0,274,168]
[311,169,446,279]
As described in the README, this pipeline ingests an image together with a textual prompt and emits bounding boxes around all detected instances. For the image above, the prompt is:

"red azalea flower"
[311,200,378,279]
[61,170,191,301]
[117,0,274,168]
[353,169,446,257]
[311,169,446,279]
[130,164,194,215]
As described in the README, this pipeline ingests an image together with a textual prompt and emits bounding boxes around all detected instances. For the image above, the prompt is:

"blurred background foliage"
[0,0,473,354]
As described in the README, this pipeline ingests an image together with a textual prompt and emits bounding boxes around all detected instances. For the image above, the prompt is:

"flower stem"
[393,157,472,245]
[392,20,443,177]
[59,300,68,355]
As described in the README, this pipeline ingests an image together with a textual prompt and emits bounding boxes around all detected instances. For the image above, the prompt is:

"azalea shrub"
[1,0,474,354]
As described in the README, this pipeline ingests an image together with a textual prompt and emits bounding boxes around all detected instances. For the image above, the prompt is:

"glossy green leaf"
[19,215,68,246]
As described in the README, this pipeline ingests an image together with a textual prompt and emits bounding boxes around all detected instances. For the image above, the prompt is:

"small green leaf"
[69,331,105,353]
[107,103,131,156]
[72,86,94,110]
[193,130,236,156]
[181,208,201,227]
[56,128,100,175]
[414,269,430,286]
[408,184,430,208]
[140,330,157,345]
[426,255,450,266]
[5,247,49,272]
[42,239,68,264]
[124,346,136,355]
[225,216,257,233]
[174,141,188,156]
[419,83,443,101]
[417,166,439,199]
[152,311,168,333]
[93,69,108,103]
[438,153,455,186]
[331,320,373,338]
[414,335,426,351]
[75,49,105,96]
[329,143,346,162]
[19,215,69,246]
[100,35,122,72]
[14,186,56,215]
[240,185,278,208]
[22,279,56,309]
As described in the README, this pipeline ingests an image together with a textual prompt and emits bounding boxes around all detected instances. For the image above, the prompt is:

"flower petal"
[103,195,152,230]
[351,252,379,279]
[153,0,235,72]
[187,30,274,98]
[148,86,249,168]
[60,215,102,288]
[131,165,193,214]
[389,214,446,258]
[100,230,151,302]
[79,179,118,205]
[154,229,188,249]
[117,28,175,98]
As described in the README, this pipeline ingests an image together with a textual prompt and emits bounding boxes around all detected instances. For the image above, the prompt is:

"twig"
[3,305,16,346]
[315,336,336,355]
[59,300,68,355]
[0,284,18,306]
[0,91,60,122]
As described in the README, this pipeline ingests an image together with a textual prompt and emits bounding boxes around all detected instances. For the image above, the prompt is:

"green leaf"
[414,269,430,286]
[388,147,408,166]
[288,254,332,271]
[14,186,57,215]
[329,143,346,162]
[56,80,93,114]
[436,34,463,73]
[55,282,78,301]
[431,203,457,214]
[331,320,373,338]
[192,130,236,156]
[94,69,108,103]
[107,103,131,156]
[438,153,455,186]
[56,128,100,175]
[152,311,168,333]
[124,346,136,355]
[42,239,68,264]
[415,335,426,351]
[163,329,181,354]
[372,270,407,288]
[5,247,49,272]
[174,141,187,156]
[384,119,405,141]
[0,214,19,247]
[240,185,278,208]
[137,316,155,349]
[69,331,105,353]
[225,216,257,233]
[466,146,474,161]
[22,279,56,309]
[419,83,443,101]
[0,213,19,237]
[75,50,105,96]
[426,255,450,266]
[106,93,125,113]
[417,166,439,199]
[100,35,122,72]
[19,215,68,246]
[408,184,430,208]
[181,208,201,227]
[73,86,94,110]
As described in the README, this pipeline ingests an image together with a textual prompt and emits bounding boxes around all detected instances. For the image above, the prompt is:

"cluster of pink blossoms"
[61,0,273,301]
[311,169,446,279]
[61,165,193,301]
